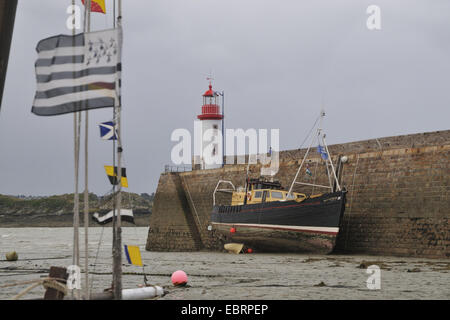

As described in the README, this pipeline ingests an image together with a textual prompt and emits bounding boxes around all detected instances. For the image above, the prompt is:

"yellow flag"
[124,245,142,266]
[104,165,128,188]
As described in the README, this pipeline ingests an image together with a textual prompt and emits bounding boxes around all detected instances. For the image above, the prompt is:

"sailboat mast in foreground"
[112,0,123,300]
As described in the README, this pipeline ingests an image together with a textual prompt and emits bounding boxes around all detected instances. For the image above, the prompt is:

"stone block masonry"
[146,130,449,258]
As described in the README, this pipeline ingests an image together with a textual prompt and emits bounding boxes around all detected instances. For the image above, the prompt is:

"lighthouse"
[196,82,223,170]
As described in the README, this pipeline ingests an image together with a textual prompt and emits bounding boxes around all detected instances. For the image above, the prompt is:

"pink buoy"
[171,270,188,286]
[247,248,253,253]
[230,227,236,234]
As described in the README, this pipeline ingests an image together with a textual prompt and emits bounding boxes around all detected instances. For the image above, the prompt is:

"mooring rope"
[2,277,68,300]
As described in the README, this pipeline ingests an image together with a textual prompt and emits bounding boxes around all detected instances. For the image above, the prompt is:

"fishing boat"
[210,111,347,253]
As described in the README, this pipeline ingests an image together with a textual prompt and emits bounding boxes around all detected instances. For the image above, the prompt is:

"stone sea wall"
[146,130,450,258]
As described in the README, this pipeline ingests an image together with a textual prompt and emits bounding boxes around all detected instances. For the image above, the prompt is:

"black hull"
[211,191,346,253]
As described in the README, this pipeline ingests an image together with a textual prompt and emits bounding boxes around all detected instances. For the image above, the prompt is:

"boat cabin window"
[271,191,283,199]
[254,191,262,198]
[251,183,263,190]
[249,181,282,191]
[286,194,295,200]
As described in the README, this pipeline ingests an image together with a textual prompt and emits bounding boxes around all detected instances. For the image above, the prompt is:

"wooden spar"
[83,0,91,300]
[111,0,117,300]
[112,0,123,300]
[71,0,81,300]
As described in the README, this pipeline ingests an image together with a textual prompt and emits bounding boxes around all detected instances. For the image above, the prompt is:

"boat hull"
[211,191,346,253]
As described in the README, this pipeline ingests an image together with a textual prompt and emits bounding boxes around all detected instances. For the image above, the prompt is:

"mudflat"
[0,228,449,300]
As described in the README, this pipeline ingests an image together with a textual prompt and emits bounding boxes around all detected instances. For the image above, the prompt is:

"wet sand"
[0,228,449,300]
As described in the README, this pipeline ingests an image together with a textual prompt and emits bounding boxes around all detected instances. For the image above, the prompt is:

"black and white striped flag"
[93,209,134,225]
[32,28,121,116]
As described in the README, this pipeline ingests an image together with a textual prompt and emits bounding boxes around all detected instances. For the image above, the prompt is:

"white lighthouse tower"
[196,82,223,170]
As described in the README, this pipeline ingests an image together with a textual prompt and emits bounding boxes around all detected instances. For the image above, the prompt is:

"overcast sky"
[0,0,449,196]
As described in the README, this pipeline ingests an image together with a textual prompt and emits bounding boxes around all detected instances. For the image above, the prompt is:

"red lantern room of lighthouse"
[196,83,223,170]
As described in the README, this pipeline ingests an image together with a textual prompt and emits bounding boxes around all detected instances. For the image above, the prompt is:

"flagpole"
[222,91,224,168]
[83,0,92,300]
[71,0,81,300]
[112,0,123,300]
[111,0,118,300]
[72,95,81,300]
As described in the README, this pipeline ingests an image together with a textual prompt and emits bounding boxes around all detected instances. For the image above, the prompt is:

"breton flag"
[81,0,106,14]
[32,28,121,116]
[99,121,117,140]
[93,209,134,225]
[124,245,143,266]
[104,165,128,188]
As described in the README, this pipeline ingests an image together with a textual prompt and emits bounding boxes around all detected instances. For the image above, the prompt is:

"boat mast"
[71,0,81,301]
[317,108,341,191]
[322,134,341,191]
[287,110,341,197]
[112,0,123,300]
[286,112,321,197]
[244,160,250,204]
[83,0,92,300]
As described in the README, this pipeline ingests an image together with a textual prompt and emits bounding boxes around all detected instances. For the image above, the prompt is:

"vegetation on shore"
[0,192,154,215]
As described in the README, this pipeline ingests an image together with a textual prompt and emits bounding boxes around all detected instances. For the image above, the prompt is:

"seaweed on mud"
[303,258,324,263]
[431,265,450,272]
[314,281,326,287]
[358,260,391,270]
[412,261,450,272]
[329,263,343,267]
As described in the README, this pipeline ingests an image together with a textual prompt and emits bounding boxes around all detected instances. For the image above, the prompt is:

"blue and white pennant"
[317,145,328,160]
[99,121,118,140]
